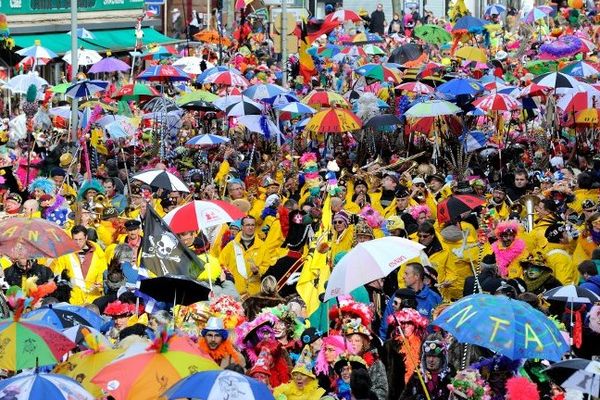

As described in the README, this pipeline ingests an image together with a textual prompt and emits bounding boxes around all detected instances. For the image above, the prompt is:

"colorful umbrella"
[363,44,386,56]
[308,44,341,59]
[67,27,95,39]
[0,218,79,259]
[302,89,350,109]
[437,195,486,224]
[432,293,569,361]
[437,77,484,97]
[343,32,383,45]
[163,200,245,233]
[473,93,521,111]
[404,100,462,117]
[339,45,368,58]
[236,115,282,139]
[225,99,263,117]
[113,83,159,101]
[0,371,93,399]
[561,61,600,78]
[202,70,249,87]
[24,305,105,330]
[243,83,287,100]
[452,15,489,33]
[540,35,583,59]
[532,72,580,94]
[484,4,506,15]
[0,319,76,370]
[193,29,232,46]
[62,49,102,66]
[390,43,423,64]
[324,237,425,300]
[65,79,108,99]
[414,24,452,45]
[163,370,274,400]
[276,102,316,114]
[142,45,177,60]
[323,9,362,24]
[518,83,552,98]
[544,358,600,398]
[88,57,130,74]
[91,334,220,400]
[15,41,57,60]
[132,169,189,193]
[185,134,230,147]
[4,72,48,94]
[523,5,553,24]
[137,65,190,82]
[557,91,600,111]
[305,108,362,134]
[454,46,488,63]
[543,284,600,303]
[176,90,218,105]
[196,66,241,84]
[355,63,403,84]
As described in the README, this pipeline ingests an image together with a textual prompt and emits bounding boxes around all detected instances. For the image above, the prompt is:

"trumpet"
[520,194,540,232]
[360,155,384,171]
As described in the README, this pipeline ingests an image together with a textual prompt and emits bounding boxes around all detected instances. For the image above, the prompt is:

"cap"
[102,207,120,220]
[384,172,400,185]
[412,177,426,186]
[300,327,323,345]
[426,174,445,184]
[395,185,410,198]
[454,181,474,194]
[386,216,405,231]
[6,193,22,204]
[124,219,141,230]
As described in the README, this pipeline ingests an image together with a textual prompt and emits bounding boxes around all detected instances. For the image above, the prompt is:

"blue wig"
[28,177,56,195]
[77,179,105,200]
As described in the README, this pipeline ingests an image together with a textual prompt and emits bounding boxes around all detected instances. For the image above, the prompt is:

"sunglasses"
[333,220,346,225]
[418,233,431,238]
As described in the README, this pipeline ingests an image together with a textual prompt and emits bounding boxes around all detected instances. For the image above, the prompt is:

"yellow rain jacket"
[219,233,269,296]
[541,242,574,285]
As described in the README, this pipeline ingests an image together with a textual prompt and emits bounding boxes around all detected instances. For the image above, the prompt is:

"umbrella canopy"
[414,24,452,45]
[454,46,487,63]
[305,108,362,133]
[63,49,102,66]
[396,81,435,94]
[540,35,583,59]
[532,72,581,94]
[62,325,112,349]
[196,66,242,84]
[344,32,383,45]
[114,83,160,101]
[484,3,507,15]
[542,284,600,304]
[173,56,213,75]
[185,134,230,147]
[163,200,246,233]
[452,15,489,32]
[523,5,554,23]
[355,63,403,83]
[364,114,403,128]
[0,371,93,399]
[432,293,569,361]
[202,70,249,87]
[132,169,189,193]
[243,83,287,100]
[225,99,263,117]
[302,89,350,109]
[236,115,282,139]
[519,83,552,98]
[323,9,362,24]
[193,29,232,46]
[473,93,521,111]
[390,43,423,64]
[404,100,462,117]
[24,303,108,331]
[0,319,76,370]
[49,106,81,119]
[139,275,212,306]
[88,57,130,74]
[308,44,342,59]
[163,370,275,400]
[324,237,425,300]
[437,77,484,97]
[137,65,190,82]
[363,44,386,55]
[561,61,600,78]
[338,45,367,58]
[16,42,57,59]
[67,27,95,39]
[65,79,108,99]
[545,358,600,398]
[176,90,219,105]
[0,218,79,259]
[276,102,316,114]
[557,91,600,112]
[437,195,486,224]
[142,97,181,114]
[574,108,600,125]
[4,72,49,94]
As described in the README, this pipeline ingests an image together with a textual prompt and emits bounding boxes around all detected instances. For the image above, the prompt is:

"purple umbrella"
[88,57,130,74]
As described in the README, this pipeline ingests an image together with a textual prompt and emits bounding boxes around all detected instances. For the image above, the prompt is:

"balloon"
[568,0,583,9]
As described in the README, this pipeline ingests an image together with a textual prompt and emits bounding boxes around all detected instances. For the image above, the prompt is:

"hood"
[440,225,463,243]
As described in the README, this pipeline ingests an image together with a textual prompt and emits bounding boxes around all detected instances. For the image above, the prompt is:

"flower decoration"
[448,369,492,400]
[209,295,246,329]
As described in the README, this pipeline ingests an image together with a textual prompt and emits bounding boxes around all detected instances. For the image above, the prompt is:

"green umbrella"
[525,60,558,76]
[113,82,160,101]
[364,44,386,56]
[414,24,452,46]
[405,100,462,118]
[49,82,70,94]
[308,286,370,333]
[176,90,219,105]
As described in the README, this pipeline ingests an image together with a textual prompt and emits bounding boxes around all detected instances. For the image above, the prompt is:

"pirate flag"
[141,205,205,278]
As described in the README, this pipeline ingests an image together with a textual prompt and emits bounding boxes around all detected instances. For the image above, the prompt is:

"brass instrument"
[520,194,540,232]
[360,155,384,171]
[370,151,426,175]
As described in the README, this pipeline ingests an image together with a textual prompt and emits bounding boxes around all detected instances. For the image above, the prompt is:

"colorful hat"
[265,304,304,339]
[291,345,315,378]
[104,300,137,317]
[28,177,55,195]
[494,220,520,237]
[387,308,429,334]
[342,320,372,339]
[329,295,374,327]
[354,219,374,239]
[234,312,278,351]
[520,252,551,271]
[448,369,492,400]
[333,354,367,375]
[300,327,323,345]
[77,179,105,200]
[201,317,228,340]
[386,215,405,232]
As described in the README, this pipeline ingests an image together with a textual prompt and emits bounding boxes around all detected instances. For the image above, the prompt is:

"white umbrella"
[237,115,282,139]
[16,42,58,59]
[324,237,426,300]
[67,28,96,39]
[132,169,189,192]
[4,72,49,94]
[49,106,82,119]
[213,95,256,111]
[63,49,103,66]
[173,56,214,75]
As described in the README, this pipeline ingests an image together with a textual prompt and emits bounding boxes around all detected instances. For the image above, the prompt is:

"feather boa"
[399,334,422,384]
[506,377,539,400]
[279,206,290,238]
[198,337,243,365]
[492,239,525,277]
[42,194,67,218]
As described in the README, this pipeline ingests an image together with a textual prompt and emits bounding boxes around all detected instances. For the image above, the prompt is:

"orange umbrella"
[193,30,232,47]
[305,108,362,134]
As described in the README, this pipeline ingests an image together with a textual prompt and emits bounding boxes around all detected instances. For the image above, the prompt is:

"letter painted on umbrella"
[2,225,17,238]
[488,316,510,342]
[446,304,477,328]
[28,230,39,242]
[545,323,564,347]
[389,255,407,269]
[524,323,544,350]
[45,228,61,242]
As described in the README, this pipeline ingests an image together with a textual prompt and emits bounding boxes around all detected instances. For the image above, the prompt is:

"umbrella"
[363,44,386,56]
[236,115,283,139]
[67,27,95,39]
[65,80,108,99]
[302,89,350,108]
[557,91,600,112]
[196,66,242,85]
[396,81,435,94]
[193,29,232,46]
[163,200,246,233]
[404,100,462,117]
[0,319,76,370]
[545,358,600,397]
[143,45,177,60]
[163,370,275,400]
[432,293,569,361]
[243,83,287,100]
[132,169,189,193]
[49,106,81,119]
[63,49,102,66]
[390,43,423,64]
[355,63,403,84]
[308,44,342,59]
[523,5,554,23]
[16,41,57,60]
[62,325,112,348]
[543,284,600,304]
[473,93,521,111]
[213,94,253,110]
[338,46,367,58]
[459,130,487,152]
[437,195,486,224]
[0,218,79,259]
[225,99,263,117]
[105,119,137,139]
[176,90,219,105]
[343,32,383,45]
[437,77,484,97]
[574,108,600,124]
[48,82,71,94]
[23,305,105,330]
[275,102,316,114]
[202,70,249,87]
[452,15,489,32]
[0,371,93,399]
[139,275,212,306]
[519,83,552,98]
[323,9,362,24]
[561,61,600,78]
[113,83,160,101]
[324,237,425,300]
[540,35,583,59]
[142,97,181,114]
[305,108,363,134]
[185,134,230,147]
[485,3,507,15]
[173,56,213,75]
[533,72,583,94]
[414,24,452,45]
[454,46,488,63]
[364,114,403,128]
[88,57,130,74]
[137,65,190,82]
[4,72,49,94]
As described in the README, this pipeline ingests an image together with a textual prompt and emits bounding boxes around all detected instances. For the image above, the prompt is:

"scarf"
[198,338,243,365]
[492,239,525,277]
[524,271,553,293]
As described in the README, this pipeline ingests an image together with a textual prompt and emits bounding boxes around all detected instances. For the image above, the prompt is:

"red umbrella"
[518,83,552,98]
[473,93,521,112]
[136,65,190,82]
[0,218,79,259]
[163,200,247,234]
[437,195,486,224]
[396,81,435,94]
[324,9,362,24]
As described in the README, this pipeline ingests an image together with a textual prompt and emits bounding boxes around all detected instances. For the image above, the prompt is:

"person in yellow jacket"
[249,176,281,221]
[330,211,355,259]
[369,173,400,218]
[540,222,576,284]
[570,173,599,214]
[178,230,223,282]
[491,220,527,279]
[571,212,600,276]
[524,199,559,254]
[50,225,108,305]
[273,349,326,400]
[486,185,511,221]
[219,216,270,297]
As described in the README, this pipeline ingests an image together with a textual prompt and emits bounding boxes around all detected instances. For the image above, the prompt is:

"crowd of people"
[0,0,600,399]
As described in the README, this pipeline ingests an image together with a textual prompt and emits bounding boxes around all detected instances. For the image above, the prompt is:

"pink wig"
[409,205,431,220]
[494,220,520,237]
[359,205,384,229]
[505,377,540,400]
[314,335,356,375]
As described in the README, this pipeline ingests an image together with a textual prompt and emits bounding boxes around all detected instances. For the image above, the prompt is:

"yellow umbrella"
[455,46,488,63]
[575,108,600,124]
[305,108,363,134]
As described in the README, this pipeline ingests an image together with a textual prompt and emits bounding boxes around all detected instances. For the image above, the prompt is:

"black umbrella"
[543,284,600,304]
[139,275,211,306]
[545,358,600,397]
[364,114,403,128]
[180,100,218,111]
[390,43,423,65]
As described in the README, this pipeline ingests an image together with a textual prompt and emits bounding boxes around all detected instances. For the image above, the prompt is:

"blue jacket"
[580,275,600,297]
[379,285,442,340]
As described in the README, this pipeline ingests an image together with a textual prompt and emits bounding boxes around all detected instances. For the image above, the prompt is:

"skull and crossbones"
[146,233,181,262]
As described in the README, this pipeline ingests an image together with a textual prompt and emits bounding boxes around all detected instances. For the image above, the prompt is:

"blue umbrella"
[65,79,108,99]
[163,370,274,400]
[24,303,109,331]
[264,92,299,107]
[243,83,287,100]
[484,4,507,15]
[432,293,569,361]
[196,66,242,84]
[0,371,93,399]
[67,27,96,39]
[437,78,484,97]
[452,15,489,33]
[186,134,231,146]
[459,130,487,152]
[276,102,316,114]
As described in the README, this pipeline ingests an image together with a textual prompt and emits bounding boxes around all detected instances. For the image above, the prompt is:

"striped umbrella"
[15,41,57,59]
[202,70,249,87]
[186,134,230,146]
[523,5,553,23]
[132,169,189,192]
[225,99,263,117]
[404,100,462,117]
[339,45,367,58]
[308,44,341,59]
[343,32,383,45]
[473,93,521,111]
[484,3,506,15]
[355,63,403,83]
[243,83,287,100]
[305,108,362,133]
[275,102,316,114]
[544,358,600,398]
[0,371,93,399]
[196,66,241,84]
[302,89,350,109]
[518,83,552,98]
[237,115,282,139]
[65,80,108,99]
[561,61,600,78]
[137,65,190,81]
[363,44,386,55]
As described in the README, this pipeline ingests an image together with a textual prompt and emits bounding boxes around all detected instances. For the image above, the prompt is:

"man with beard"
[198,317,245,368]
[487,185,511,220]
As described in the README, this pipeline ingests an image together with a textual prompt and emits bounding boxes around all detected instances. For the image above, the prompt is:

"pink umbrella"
[163,200,247,233]
[202,70,249,87]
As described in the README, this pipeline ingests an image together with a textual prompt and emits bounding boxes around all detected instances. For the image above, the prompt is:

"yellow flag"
[91,127,108,155]
[297,195,332,316]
